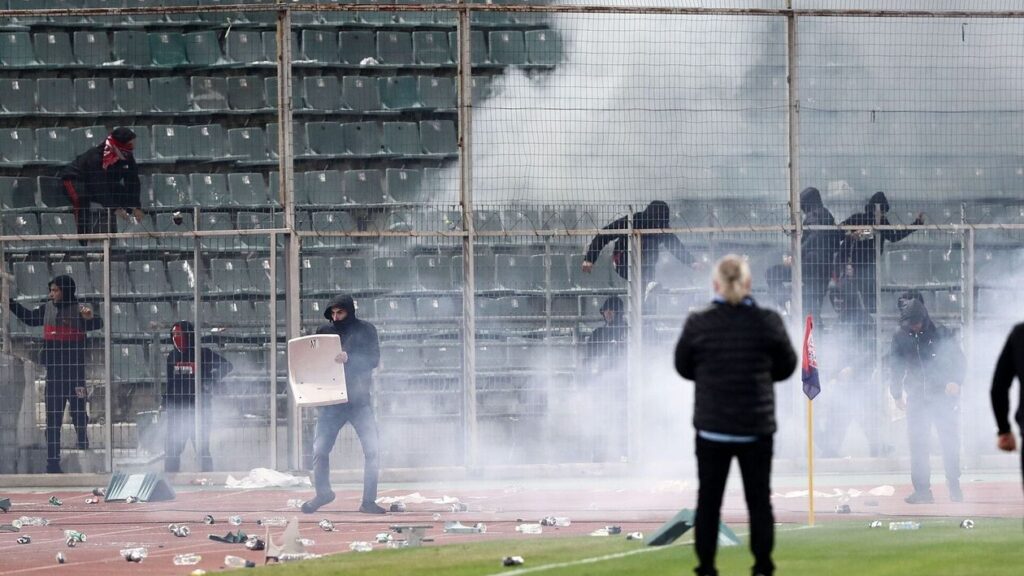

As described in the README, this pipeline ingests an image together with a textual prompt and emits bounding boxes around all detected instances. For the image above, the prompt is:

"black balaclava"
[171,320,195,354]
[49,275,77,304]
[324,294,357,328]
[800,187,823,211]
[899,299,929,333]
[866,191,890,215]
[637,200,671,229]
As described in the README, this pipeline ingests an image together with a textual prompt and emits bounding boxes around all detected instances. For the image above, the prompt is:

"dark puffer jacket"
[889,300,965,400]
[799,186,842,266]
[675,300,797,436]
[316,295,380,406]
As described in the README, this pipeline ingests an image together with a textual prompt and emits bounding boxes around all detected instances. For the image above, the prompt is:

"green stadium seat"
[33,32,74,66]
[248,255,285,295]
[419,120,456,156]
[380,75,420,110]
[150,173,193,207]
[184,30,223,66]
[413,30,451,65]
[136,301,176,333]
[470,75,494,101]
[261,30,300,64]
[886,249,930,286]
[225,29,264,65]
[11,261,49,301]
[374,296,415,320]
[191,76,229,111]
[188,124,227,160]
[414,254,452,291]
[228,173,270,206]
[108,305,141,338]
[309,211,357,250]
[303,75,341,111]
[417,76,454,111]
[128,260,172,298]
[114,211,161,251]
[209,258,250,294]
[75,77,113,113]
[52,261,99,299]
[89,260,133,297]
[385,168,421,203]
[125,0,165,25]
[150,76,190,113]
[150,32,187,67]
[0,32,38,67]
[300,256,336,294]
[339,30,375,65]
[343,121,383,156]
[525,29,561,66]
[36,127,73,163]
[211,300,257,329]
[416,295,459,320]
[306,122,346,156]
[73,30,110,66]
[111,345,150,382]
[198,0,249,25]
[341,75,382,112]
[113,77,152,114]
[929,248,961,284]
[228,75,266,110]
[165,259,204,296]
[300,297,327,325]
[38,211,77,238]
[304,170,344,205]
[2,213,40,253]
[453,253,497,291]
[394,0,434,25]
[152,124,192,161]
[383,122,420,157]
[0,129,35,166]
[112,30,151,67]
[488,30,526,65]
[302,29,339,63]
[331,255,370,292]
[190,173,230,208]
[227,127,269,161]
[495,254,535,291]
[0,176,36,210]
[0,79,35,114]
[533,254,572,291]
[237,210,282,250]
[38,78,74,114]
[343,169,385,204]
[155,212,195,251]
[80,0,122,26]
[36,176,71,209]
[197,211,237,252]
[449,30,487,65]
[164,0,201,24]
[421,339,460,369]
[266,122,307,159]
[376,30,413,66]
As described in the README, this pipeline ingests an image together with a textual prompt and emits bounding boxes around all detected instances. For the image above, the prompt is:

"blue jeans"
[312,402,380,505]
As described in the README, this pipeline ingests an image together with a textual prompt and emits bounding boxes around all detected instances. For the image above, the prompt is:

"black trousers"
[44,365,89,468]
[906,394,960,494]
[695,435,774,576]
[164,394,213,473]
[311,402,380,505]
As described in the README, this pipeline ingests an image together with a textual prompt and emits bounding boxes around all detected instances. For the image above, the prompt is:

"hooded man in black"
[890,298,965,503]
[835,191,924,313]
[301,294,385,515]
[584,296,628,368]
[9,275,102,473]
[991,322,1024,491]
[163,320,233,473]
[581,201,699,291]
[59,127,143,237]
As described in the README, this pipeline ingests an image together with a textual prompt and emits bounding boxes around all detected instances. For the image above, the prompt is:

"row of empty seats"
[0,28,558,68]
[0,120,457,166]
[0,74,462,115]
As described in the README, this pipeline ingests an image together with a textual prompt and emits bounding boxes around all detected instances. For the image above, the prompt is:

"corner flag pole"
[807,397,815,526]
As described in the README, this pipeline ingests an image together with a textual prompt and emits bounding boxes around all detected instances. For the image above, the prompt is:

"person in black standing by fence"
[675,255,797,576]
[9,275,102,473]
[990,323,1024,493]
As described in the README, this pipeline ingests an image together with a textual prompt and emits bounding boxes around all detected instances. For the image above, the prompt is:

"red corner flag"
[801,315,820,400]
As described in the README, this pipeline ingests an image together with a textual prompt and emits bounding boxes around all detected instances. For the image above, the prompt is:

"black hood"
[323,294,357,321]
[171,320,195,352]
[49,275,77,303]
[899,299,930,330]
[600,296,624,313]
[800,187,823,211]
[635,200,671,229]
[897,290,925,313]
[865,191,890,215]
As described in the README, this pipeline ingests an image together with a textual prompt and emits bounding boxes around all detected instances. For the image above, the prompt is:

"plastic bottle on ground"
[349,541,374,552]
[516,523,543,534]
[121,547,147,562]
[888,521,921,531]
[173,553,202,566]
[257,517,287,527]
[224,555,255,568]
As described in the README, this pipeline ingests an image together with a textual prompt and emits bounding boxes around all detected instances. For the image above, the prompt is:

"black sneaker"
[949,486,963,502]
[904,491,934,504]
[300,492,336,514]
[358,502,387,515]
[45,462,63,474]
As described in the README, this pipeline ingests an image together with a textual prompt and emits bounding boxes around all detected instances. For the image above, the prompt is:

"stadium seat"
[453,253,497,291]
[228,75,266,110]
[69,126,107,155]
[417,75,455,110]
[419,120,457,155]
[488,30,526,65]
[304,170,344,205]
[227,173,270,207]
[225,29,264,65]
[303,75,341,111]
[227,127,269,162]
[394,0,434,25]
[152,124,193,161]
[0,129,34,166]
[248,256,285,295]
[197,211,237,252]
[300,256,336,295]
[374,296,415,320]
[114,212,161,251]
[421,340,460,369]
[525,29,561,66]
[36,176,71,209]
[449,30,487,65]
[35,127,73,163]
[476,340,507,369]
[471,75,494,101]
[237,211,282,250]
[38,212,78,250]
[0,176,36,211]
[886,249,930,286]
[124,0,165,25]
[381,342,421,369]
[531,254,572,291]
[261,30,301,64]
[136,301,176,333]
[191,76,229,111]
[90,260,133,297]
[74,78,113,113]
[414,254,452,291]
[0,79,35,114]
[113,78,153,115]
[209,258,251,294]
[188,124,227,160]
[265,122,307,160]
[495,254,535,291]
[380,76,420,111]
[305,122,346,156]
[373,255,416,291]
[12,261,50,301]
[150,32,187,67]
[311,211,357,249]
[191,173,230,208]
[150,173,193,207]
[37,78,74,114]
[164,0,201,24]
[339,30,375,65]
[385,168,422,203]
[302,29,339,63]
[570,252,613,289]
[332,256,370,292]
[415,295,460,320]
[343,121,383,156]
[184,30,223,66]
[264,76,301,110]
[109,304,142,337]
[341,76,381,112]
[128,260,172,298]
[33,32,74,66]
[73,30,110,66]
[111,345,150,382]
[0,32,37,67]
[211,300,257,330]
[150,77,190,113]
[377,31,413,66]
[300,298,327,326]
[51,261,98,299]
[111,30,151,68]
[343,169,386,204]
[413,31,451,65]
[166,259,205,296]
[929,248,961,284]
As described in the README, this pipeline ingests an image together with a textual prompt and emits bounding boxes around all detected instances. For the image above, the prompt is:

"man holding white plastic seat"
[301,294,385,515]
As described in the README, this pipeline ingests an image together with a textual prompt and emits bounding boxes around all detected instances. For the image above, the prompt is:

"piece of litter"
[503,555,525,566]
[960,519,975,529]
[48,496,62,506]
[868,485,896,497]
[626,532,644,540]
[349,541,373,552]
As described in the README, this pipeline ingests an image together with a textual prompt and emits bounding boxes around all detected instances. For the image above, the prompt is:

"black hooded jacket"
[799,187,842,267]
[836,191,918,269]
[889,300,965,400]
[164,321,233,401]
[585,297,628,366]
[317,295,380,406]
[991,323,1024,434]
[583,201,694,270]
[9,275,103,369]
[58,137,141,210]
